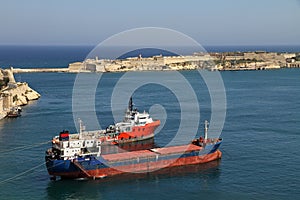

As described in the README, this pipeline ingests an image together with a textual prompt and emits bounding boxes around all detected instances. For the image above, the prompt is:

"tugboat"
[51,97,160,147]
[45,118,222,180]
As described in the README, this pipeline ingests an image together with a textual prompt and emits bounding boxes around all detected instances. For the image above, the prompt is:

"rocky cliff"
[0,68,41,119]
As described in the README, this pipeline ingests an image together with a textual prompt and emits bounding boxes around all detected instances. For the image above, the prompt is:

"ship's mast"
[204,120,209,140]
[128,96,133,112]
[79,118,85,140]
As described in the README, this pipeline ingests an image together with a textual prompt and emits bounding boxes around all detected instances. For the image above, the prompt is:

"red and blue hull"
[46,141,222,179]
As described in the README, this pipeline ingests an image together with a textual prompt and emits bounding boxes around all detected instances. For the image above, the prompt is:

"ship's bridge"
[135,111,153,125]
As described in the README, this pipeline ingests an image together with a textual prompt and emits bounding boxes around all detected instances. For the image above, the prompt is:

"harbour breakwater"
[0,68,40,120]
[12,68,69,73]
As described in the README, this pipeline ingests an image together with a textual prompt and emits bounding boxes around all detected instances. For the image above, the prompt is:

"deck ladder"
[72,160,92,178]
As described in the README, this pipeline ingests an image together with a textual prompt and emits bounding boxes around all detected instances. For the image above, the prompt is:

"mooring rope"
[0,160,64,185]
[0,161,46,185]
[0,139,66,184]
[0,140,51,155]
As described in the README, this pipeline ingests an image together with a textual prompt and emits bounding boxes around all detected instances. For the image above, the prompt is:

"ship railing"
[60,152,98,160]
[202,138,222,145]
[52,143,61,149]
[69,134,80,139]
[193,137,222,147]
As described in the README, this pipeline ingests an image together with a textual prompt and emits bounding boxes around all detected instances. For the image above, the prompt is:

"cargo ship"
[45,120,222,180]
[51,97,160,146]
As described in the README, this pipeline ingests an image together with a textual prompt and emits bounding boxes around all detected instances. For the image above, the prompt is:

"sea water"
[0,46,300,200]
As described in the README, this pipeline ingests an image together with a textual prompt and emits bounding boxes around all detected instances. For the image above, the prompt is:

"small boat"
[45,120,222,180]
[7,106,22,118]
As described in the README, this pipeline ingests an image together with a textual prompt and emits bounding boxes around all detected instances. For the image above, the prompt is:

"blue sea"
[0,46,300,199]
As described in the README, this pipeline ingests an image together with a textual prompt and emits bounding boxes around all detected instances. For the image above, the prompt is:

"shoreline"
[0,69,40,120]
[5,50,300,73]
[11,66,299,74]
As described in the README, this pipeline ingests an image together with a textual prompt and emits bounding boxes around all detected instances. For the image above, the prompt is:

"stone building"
[287,60,300,68]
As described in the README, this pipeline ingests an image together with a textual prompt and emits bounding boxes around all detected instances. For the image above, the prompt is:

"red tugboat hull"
[117,120,161,142]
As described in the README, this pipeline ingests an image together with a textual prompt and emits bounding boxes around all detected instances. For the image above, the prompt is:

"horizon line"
[0,44,300,47]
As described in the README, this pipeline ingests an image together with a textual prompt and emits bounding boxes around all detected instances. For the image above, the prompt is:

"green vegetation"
[214,60,222,64]
[13,94,18,102]
[0,77,9,89]
[295,55,300,61]
[234,59,263,64]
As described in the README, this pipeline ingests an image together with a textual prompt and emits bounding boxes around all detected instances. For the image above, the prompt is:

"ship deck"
[150,144,202,154]
[102,144,202,162]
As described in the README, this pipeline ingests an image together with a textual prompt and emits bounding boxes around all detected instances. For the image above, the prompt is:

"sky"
[0,0,299,46]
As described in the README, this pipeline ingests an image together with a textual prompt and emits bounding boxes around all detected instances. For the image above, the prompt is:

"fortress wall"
[69,62,84,71]
[0,97,5,120]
